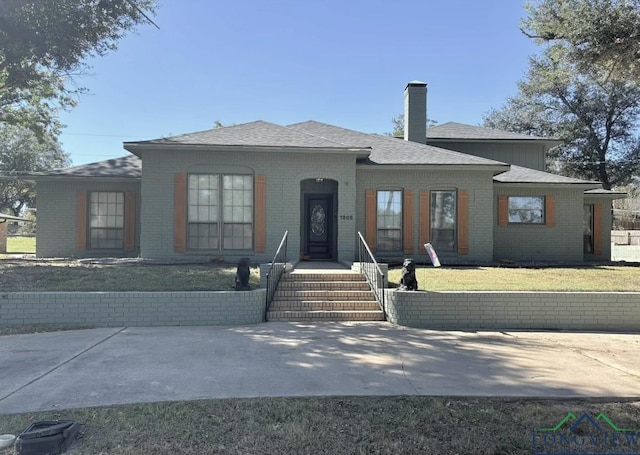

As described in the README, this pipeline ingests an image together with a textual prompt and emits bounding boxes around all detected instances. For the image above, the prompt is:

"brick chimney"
[404,81,427,144]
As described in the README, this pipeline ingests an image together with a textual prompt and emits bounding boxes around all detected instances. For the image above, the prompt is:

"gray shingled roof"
[585,188,627,197]
[427,122,559,142]
[494,165,599,185]
[25,155,141,179]
[288,121,507,166]
[127,120,354,149]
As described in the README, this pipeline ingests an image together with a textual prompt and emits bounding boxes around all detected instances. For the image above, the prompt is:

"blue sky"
[59,0,540,165]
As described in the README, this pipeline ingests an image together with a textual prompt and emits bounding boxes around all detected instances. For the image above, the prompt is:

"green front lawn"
[387,265,640,292]
[6,235,35,254]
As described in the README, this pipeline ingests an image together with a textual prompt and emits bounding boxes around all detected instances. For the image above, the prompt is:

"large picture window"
[508,196,545,224]
[377,190,402,251]
[188,174,253,250]
[431,190,456,252]
[89,192,124,249]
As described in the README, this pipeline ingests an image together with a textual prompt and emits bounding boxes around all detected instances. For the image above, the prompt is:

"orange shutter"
[254,174,266,253]
[458,190,469,254]
[593,203,603,256]
[124,192,136,252]
[174,173,187,253]
[403,190,414,255]
[498,195,508,227]
[365,189,377,252]
[545,195,555,227]
[419,190,430,247]
[76,191,87,251]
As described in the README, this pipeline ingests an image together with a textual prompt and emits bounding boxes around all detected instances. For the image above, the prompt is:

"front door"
[305,194,332,260]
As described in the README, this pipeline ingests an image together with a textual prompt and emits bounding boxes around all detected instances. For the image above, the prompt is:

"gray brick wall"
[385,289,640,331]
[0,290,266,327]
[494,187,585,262]
[139,149,357,262]
[36,180,141,258]
[355,168,497,263]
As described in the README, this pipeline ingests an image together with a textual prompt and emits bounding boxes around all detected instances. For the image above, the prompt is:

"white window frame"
[187,174,254,251]
[89,191,124,250]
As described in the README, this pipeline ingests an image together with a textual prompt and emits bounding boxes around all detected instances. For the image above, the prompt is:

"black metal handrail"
[357,231,386,319]
[265,231,288,319]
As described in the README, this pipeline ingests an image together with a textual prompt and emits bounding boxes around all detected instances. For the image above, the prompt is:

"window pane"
[188,222,218,250]
[377,229,401,252]
[221,175,254,250]
[88,192,125,249]
[377,191,402,228]
[508,196,544,223]
[222,223,252,250]
[431,191,457,252]
[243,207,253,222]
[189,174,254,250]
[377,190,402,251]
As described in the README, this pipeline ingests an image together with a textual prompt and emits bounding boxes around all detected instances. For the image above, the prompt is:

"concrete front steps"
[267,271,385,322]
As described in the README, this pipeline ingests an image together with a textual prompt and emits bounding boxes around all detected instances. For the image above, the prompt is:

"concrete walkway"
[1,323,639,414]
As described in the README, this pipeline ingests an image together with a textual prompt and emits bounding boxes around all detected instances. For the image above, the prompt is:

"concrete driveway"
[1,322,639,414]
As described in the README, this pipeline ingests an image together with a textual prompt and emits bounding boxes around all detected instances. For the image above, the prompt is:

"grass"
[0,397,638,454]
[5,236,35,254]
[0,260,260,292]
[388,265,640,291]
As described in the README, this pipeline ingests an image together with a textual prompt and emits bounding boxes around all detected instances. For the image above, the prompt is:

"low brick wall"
[385,290,640,331]
[0,290,266,328]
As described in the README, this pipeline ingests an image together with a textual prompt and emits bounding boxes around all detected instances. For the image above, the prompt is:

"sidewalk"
[1,322,639,414]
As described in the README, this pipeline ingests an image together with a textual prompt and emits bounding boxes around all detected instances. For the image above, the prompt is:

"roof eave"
[124,142,371,158]
[427,138,563,147]
[494,181,601,188]
[13,175,141,183]
[357,163,510,174]
[585,191,627,200]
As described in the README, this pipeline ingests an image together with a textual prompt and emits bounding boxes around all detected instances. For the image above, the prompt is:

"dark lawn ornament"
[399,258,418,291]
[235,257,251,291]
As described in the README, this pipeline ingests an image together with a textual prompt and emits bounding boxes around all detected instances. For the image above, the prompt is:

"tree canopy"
[485,0,640,189]
[0,124,70,216]
[484,49,640,189]
[0,0,158,137]
[389,114,437,138]
[522,0,640,82]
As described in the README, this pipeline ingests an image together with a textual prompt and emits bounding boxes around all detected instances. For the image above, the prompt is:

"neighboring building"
[22,82,623,263]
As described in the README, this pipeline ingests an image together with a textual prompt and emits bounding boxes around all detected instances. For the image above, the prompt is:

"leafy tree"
[0,0,158,137]
[484,47,640,189]
[389,114,437,137]
[522,0,640,82]
[0,124,70,216]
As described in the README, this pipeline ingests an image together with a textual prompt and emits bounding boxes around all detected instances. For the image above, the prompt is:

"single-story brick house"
[23,82,624,263]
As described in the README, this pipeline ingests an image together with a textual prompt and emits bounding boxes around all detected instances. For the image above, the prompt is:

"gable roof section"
[494,165,600,186]
[125,120,357,151]
[288,121,508,167]
[20,155,141,180]
[427,122,561,145]
[585,188,627,199]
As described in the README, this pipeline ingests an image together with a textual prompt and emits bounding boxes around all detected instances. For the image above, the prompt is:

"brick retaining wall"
[3,288,638,331]
[385,290,640,331]
[0,290,266,327]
